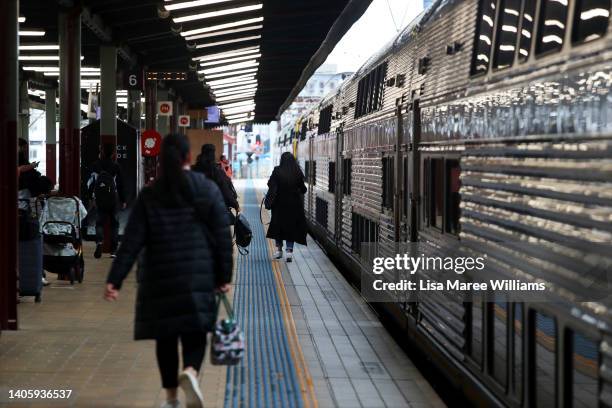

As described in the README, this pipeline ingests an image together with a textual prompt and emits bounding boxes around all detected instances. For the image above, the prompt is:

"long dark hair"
[153,133,192,206]
[197,144,217,180]
[278,152,304,183]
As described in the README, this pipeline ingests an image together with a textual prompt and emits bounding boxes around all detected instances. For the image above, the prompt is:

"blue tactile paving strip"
[224,181,304,408]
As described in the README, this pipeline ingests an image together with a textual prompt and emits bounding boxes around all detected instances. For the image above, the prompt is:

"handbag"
[264,181,277,210]
[234,213,252,255]
[211,293,244,366]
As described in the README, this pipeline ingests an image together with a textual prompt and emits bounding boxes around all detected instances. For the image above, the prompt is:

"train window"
[471,0,497,75]
[489,302,508,388]
[536,0,569,55]
[573,0,611,43]
[316,197,329,227]
[343,158,352,195]
[446,160,461,235]
[513,303,523,400]
[328,162,336,193]
[355,62,387,118]
[305,160,310,183]
[568,330,599,408]
[531,311,557,408]
[494,0,521,69]
[471,301,484,366]
[311,161,317,186]
[428,158,444,229]
[403,157,409,219]
[351,212,379,255]
[318,105,333,135]
[518,0,537,61]
[301,121,308,141]
[382,157,394,210]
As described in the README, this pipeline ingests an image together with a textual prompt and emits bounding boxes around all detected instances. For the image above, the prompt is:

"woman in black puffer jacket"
[104,133,233,408]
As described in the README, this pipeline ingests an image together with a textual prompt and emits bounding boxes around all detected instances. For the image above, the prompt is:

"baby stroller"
[38,195,88,285]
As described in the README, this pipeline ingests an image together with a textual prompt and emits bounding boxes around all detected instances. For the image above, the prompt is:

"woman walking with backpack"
[266,152,308,262]
[104,133,233,408]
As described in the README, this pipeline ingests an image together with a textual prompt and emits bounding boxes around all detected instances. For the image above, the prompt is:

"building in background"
[280,64,353,127]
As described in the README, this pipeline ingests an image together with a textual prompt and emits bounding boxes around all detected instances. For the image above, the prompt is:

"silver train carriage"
[283,0,612,407]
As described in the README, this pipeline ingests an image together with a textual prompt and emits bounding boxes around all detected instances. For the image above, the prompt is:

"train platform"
[0,180,444,408]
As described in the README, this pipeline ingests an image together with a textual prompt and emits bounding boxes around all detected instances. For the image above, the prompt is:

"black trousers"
[156,333,207,389]
[95,207,119,251]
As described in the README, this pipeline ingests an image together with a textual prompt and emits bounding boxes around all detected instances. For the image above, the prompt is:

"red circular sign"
[180,116,189,126]
[141,130,162,157]
[159,103,171,114]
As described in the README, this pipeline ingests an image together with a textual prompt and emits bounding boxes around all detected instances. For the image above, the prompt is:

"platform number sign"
[178,115,190,127]
[125,69,144,90]
[158,101,173,116]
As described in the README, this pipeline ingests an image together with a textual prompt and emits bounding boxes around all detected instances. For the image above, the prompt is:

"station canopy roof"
[19,0,371,123]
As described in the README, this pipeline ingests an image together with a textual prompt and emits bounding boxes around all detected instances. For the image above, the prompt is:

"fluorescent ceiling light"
[205,67,258,79]
[195,35,261,49]
[201,60,258,75]
[186,25,262,41]
[211,79,257,90]
[193,46,259,61]
[208,74,255,86]
[18,17,26,23]
[44,72,100,77]
[19,56,85,61]
[223,106,255,115]
[23,66,99,72]
[214,85,257,96]
[228,117,254,124]
[219,99,255,109]
[182,17,263,37]
[19,30,45,36]
[225,113,249,120]
[216,92,256,102]
[164,0,234,11]
[201,53,261,67]
[19,45,59,50]
[173,4,263,23]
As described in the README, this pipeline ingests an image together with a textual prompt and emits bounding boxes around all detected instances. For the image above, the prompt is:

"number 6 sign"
[125,69,143,90]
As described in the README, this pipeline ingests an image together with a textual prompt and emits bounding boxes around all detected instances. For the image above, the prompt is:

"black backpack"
[234,213,252,254]
[94,170,117,210]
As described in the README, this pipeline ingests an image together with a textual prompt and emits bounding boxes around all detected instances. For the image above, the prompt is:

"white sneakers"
[178,369,204,408]
[274,249,283,259]
[160,400,181,408]
[286,250,293,262]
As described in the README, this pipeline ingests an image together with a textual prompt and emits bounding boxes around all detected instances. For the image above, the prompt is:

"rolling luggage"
[18,199,43,302]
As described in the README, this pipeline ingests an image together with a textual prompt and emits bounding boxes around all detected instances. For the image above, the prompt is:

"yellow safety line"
[257,187,318,408]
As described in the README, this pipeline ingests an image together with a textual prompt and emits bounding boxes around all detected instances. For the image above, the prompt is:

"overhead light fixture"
[225,113,250,120]
[19,45,59,50]
[216,92,256,102]
[44,71,100,77]
[214,85,257,96]
[164,0,235,11]
[211,79,257,90]
[201,60,258,75]
[219,99,255,109]
[173,4,263,23]
[223,105,255,115]
[186,25,262,41]
[18,17,26,23]
[19,56,85,61]
[201,53,261,67]
[19,30,46,36]
[181,17,263,37]
[208,74,256,86]
[193,46,259,61]
[204,67,258,79]
[23,66,100,72]
[228,117,254,124]
[195,35,261,49]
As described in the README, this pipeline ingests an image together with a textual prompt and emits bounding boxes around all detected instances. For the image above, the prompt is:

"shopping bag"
[210,293,244,366]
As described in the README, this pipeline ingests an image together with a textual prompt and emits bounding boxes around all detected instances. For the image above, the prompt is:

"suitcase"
[19,236,43,303]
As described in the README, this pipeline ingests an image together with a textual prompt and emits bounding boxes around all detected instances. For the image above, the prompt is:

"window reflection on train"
[274,0,612,406]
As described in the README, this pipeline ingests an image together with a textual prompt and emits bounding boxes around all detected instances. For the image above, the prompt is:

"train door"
[334,126,344,244]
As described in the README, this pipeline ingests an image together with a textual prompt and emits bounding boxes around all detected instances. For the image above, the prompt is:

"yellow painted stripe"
[256,187,318,408]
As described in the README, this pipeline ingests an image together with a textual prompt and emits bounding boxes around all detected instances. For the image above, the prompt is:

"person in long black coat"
[266,152,308,262]
[104,133,233,408]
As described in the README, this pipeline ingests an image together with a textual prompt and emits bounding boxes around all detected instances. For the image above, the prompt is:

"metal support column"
[18,80,29,142]
[144,80,156,131]
[157,88,169,136]
[45,88,57,186]
[59,8,81,196]
[127,89,141,129]
[100,45,117,146]
[0,0,19,331]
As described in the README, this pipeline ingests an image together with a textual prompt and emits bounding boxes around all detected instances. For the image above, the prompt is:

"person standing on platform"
[266,152,308,262]
[87,143,126,258]
[192,144,239,214]
[219,154,233,178]
[104,133,233,408]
